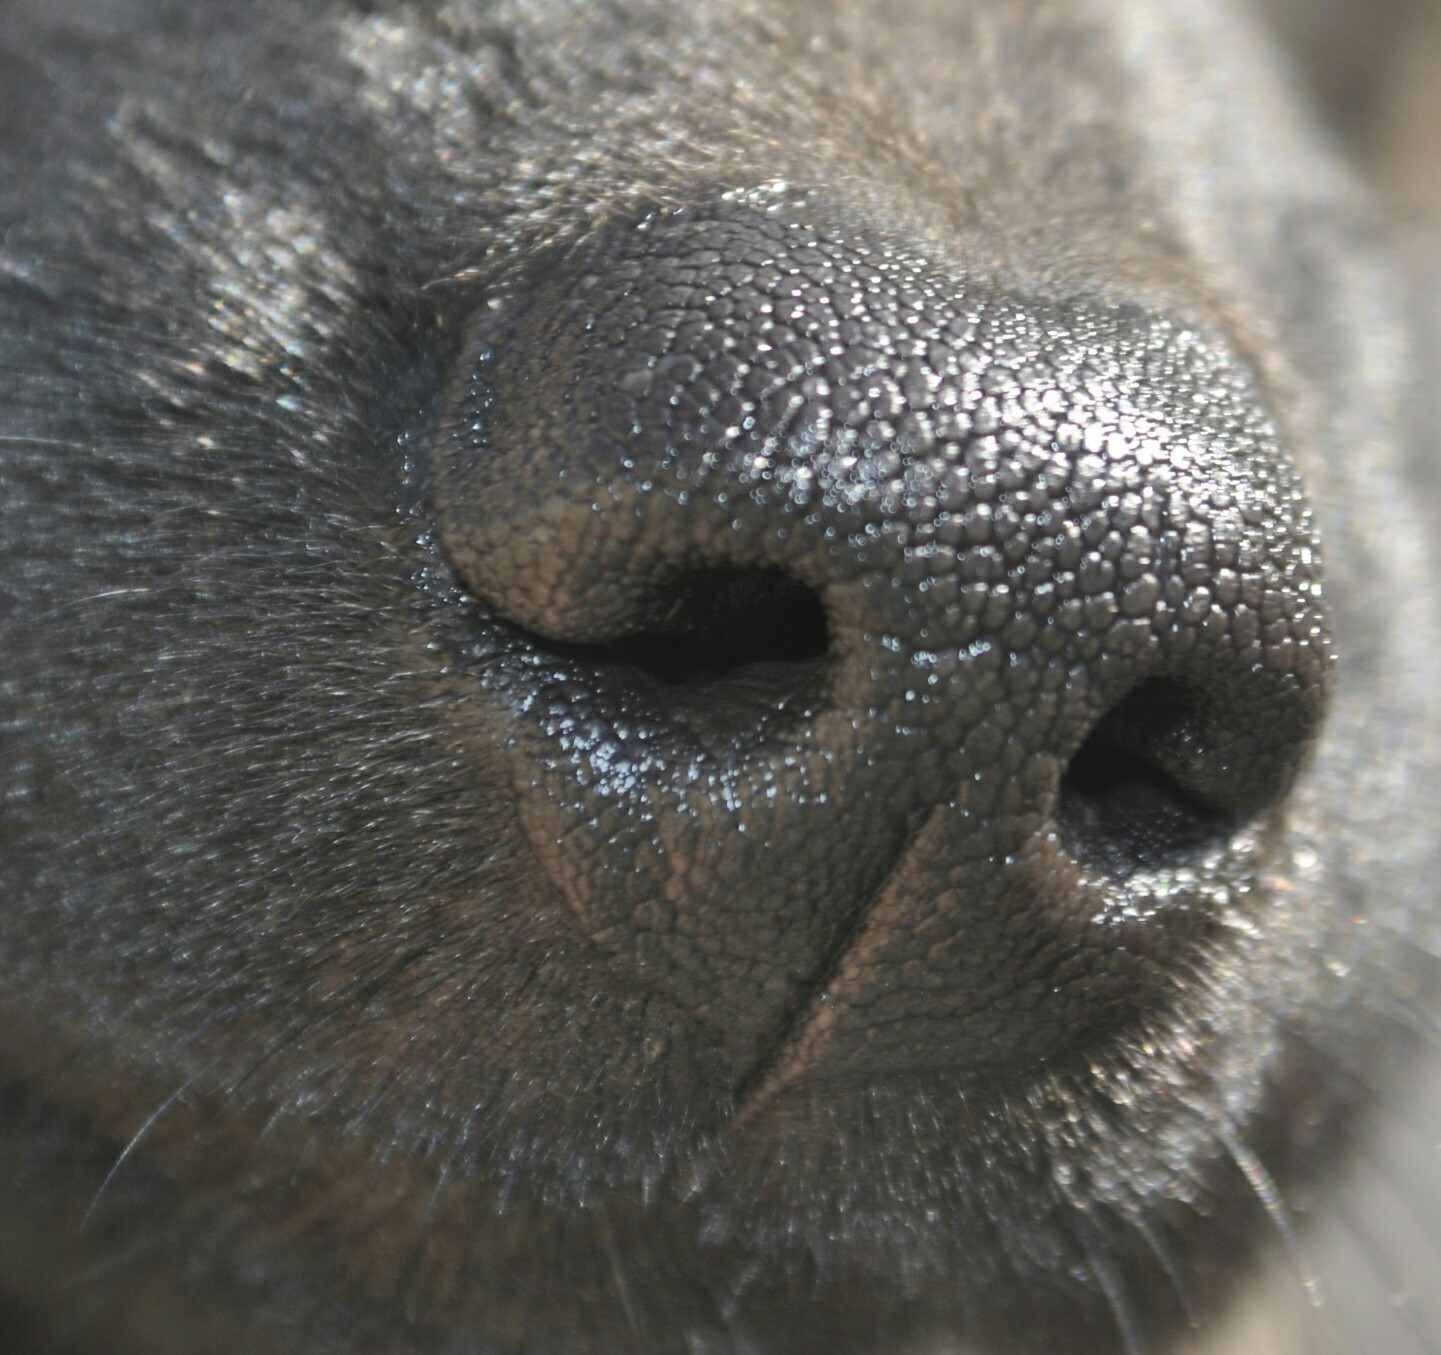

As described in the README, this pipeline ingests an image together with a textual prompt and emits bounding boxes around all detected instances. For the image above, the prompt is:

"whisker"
[82,1056,222,1229]
[55,1209,174,1292]
[602,1209,643,1339]
[1214,1118,1348,1355]
[1218,1123,1323,1306]
[1135,1213,1201,1331]
[1075,1214,1148,1355]
[0,433,94,450]
[395,1158,453,1312]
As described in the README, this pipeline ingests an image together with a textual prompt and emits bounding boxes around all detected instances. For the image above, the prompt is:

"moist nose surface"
[433,198,1332,1096]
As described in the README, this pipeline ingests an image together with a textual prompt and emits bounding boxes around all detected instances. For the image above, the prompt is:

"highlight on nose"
[431,191,1332,1096]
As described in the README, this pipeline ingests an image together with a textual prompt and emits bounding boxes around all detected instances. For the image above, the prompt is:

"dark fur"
[1,2,1438,1352]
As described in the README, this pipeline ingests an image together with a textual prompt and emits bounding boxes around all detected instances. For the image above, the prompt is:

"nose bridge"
[432,198,1331,1091]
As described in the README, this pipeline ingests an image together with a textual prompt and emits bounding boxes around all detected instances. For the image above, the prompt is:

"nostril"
[541,567,830,689]
[1058,679,1237,875]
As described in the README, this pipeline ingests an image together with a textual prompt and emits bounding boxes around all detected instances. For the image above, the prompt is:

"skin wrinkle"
[0,1,1438,1354]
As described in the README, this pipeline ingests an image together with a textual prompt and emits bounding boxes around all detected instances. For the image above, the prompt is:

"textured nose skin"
[434,197,1331,1095]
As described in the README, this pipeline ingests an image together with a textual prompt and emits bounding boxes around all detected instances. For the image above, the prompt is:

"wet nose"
[432,198,1331,1097]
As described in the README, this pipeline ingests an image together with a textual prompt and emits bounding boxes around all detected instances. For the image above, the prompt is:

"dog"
[1,2,1438,1351]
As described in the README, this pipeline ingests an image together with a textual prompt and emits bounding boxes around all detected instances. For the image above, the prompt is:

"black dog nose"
[433,197,1331,1098]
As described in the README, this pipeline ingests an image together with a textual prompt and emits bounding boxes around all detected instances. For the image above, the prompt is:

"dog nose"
[433,198,1332,1098]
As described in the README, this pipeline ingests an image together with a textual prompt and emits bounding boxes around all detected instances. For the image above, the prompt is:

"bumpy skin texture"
[0,1,1438,1353]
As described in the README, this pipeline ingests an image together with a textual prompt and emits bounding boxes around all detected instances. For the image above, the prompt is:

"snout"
[433,192,1331,1108]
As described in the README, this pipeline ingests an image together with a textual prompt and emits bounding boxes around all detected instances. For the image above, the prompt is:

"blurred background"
[1257,0,1441,220]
